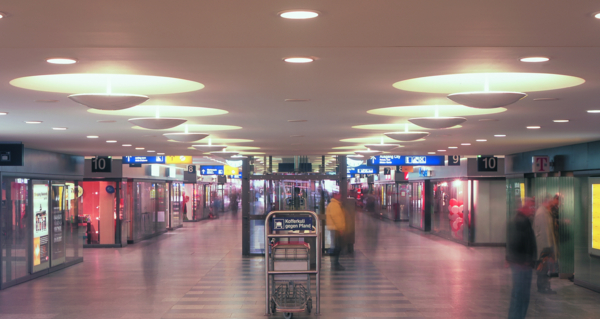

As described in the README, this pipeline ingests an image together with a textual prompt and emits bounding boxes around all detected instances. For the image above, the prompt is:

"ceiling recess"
[128,118,187,130]
[447,92,527,108]
[69,93,149,110]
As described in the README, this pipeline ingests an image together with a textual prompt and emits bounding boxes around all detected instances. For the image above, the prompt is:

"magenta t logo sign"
[532,156,550,172]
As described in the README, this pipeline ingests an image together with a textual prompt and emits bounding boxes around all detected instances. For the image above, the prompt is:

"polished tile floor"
[1,210,600,318]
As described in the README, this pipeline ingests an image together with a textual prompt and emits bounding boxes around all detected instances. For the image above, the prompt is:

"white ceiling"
[1,0,600,158]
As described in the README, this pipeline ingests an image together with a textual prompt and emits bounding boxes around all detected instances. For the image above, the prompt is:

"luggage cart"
[265,211,320,317]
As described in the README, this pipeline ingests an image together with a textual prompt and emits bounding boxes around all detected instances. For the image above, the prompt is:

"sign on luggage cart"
[273,217,313,231]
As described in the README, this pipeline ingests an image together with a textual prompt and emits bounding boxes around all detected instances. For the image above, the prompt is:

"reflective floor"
[1,210,600,318]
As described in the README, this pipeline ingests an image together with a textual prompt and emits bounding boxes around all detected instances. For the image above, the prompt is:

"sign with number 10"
[477,156,498,172]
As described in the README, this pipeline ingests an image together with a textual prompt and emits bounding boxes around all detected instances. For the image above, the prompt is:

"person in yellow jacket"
[326,191,346,270]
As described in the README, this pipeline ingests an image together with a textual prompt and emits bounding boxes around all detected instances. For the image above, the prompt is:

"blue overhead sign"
[200,165,224,175]
[348,165,378,174]
[122,156,166,164]
[369,155,445,166]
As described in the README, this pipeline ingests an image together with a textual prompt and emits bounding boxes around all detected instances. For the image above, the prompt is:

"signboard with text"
[166,156,193,164]
[448,155,461,166]
[200,165,224,175]
[477,156,498,172]
[532,156,550,172]
[272,217,313,231]
[369,155,445,166]
[122,156,166,164]
[348,165,378,175]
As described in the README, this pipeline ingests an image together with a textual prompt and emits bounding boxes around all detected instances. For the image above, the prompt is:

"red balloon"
[457,200,464,206]
[449,198,458,207]
[457,212,463,218]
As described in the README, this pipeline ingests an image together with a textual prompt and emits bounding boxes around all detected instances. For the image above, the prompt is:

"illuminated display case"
[590,182,600,257]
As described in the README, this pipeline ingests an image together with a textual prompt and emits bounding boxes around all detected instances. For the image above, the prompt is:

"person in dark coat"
[506,197,537,319]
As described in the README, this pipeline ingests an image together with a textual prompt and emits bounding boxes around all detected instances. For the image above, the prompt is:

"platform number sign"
[187,165,196,174]
[477,156,498,172]
[91,156,112,173]
[448,155,461,166]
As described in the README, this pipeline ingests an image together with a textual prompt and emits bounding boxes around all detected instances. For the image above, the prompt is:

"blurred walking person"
[326,190,346,270]
[534,195,560,294]
[506,198,537,319]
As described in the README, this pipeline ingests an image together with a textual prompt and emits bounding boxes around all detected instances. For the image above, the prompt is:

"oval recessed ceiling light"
[527,126,541,129]
[408,117,467,129]
[553,119,569,123]
[52,127,67,130]
[135,147,145,150]
[69,93,149,111]
[437,150,447,152]
[448,146,458,149]
[288,119,307,122]
[25,121,42,124]
[128,118,187,130]
[494,134,506,137]
[0,112,7,115]
[163,133,209,142]
[279,10,319,19]
[157,152,165,155]
[533,98,559,101]
[447,91,527,108]
[87,135,99,139]
[122,144,132,147]
[106,140,117,143]
[284,57,314,63]
[147,150,156,153]
[520,57,549,63]
[47,57,78,64]
[594,12,600,19]
[461,143,471,146]
[476,139,487,142]
[428,152,436,154]
[587,110,600,113]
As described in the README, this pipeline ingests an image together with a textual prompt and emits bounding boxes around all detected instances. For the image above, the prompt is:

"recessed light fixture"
[106,140,117,143]
[0,112,7,115]
[553,119,569,123]
[520,57,549,63]
[135,147,145,150]
[25,121,42,124]
[533,98,559,101]
[476,139,487,142]
[527,126,541,129]
[595,12,600,19]
[285,99,310,102]
[437,150,447,152]
[35,99,59,103]
[284,57,314,63]
[147,150,155,153]
[52,127,67,130]
[287,120,308,122]
[587,110,600,113]
[494,134,506,137]
[157,152,165,155]
[428,152,436,154]
[448,146,458,149]
[279,10,319,19]
[122,144,132,147]
[46,57,78,64]
[87,135,99,138]
[0,12,8,19]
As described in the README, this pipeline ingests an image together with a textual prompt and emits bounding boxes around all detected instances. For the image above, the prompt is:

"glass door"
[50,181,71,266]
[1,177,30,284]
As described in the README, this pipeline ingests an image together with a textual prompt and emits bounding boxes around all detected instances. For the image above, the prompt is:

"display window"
[1,178,30,283]
[32,180,50,272]
[80,181,117,245]
[408,182,424,229]
[433,180,467,242]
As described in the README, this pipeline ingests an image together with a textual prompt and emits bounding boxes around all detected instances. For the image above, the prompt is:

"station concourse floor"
[2,211,600,319]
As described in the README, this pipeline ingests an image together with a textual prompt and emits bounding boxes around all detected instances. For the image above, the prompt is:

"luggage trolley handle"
[265,210,320,316]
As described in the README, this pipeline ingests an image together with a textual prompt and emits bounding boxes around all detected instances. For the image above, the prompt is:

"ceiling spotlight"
[447,92,527,108]
[279,10,319,19]
[384,131,429,141]
[363,143,401,152]
[595,12,600,19]
[476,139,487,142]
[0,12,9,19]
[47,57,78,64]
[437,150,447,152]
[122,144,132,147]
[448,146,458,149]
[494,134,506,137]
[520,57,549,63]
[147,150,156,153]
[284,57,314,63]
[553,119,569,123]
[52,127,67,130]
[69,93,149,110]
[128,118,187,130]
[461,143,471,146]
[428,152,436,154]
[163,133,209,142]
[135,147,145,150]
[106,140,117,143]
[587,110,600,113]
[527,126,541,129]
[0,112,8,115]
[87,135,99,139]
[408,117,466,129]
[157,152,165,155]
[25,121,42,124]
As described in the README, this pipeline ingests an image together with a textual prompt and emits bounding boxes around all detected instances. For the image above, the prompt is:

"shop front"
[1,148,84,290]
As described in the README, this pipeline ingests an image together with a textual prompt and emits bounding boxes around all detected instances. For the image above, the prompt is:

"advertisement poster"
[592,184,600,250]
[33,184,49,267]
[52,186,65,260]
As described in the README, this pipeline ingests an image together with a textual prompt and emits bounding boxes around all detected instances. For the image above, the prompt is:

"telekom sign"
[532,156,551,172]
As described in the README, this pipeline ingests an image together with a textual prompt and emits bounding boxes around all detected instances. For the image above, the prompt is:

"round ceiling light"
[193,144,228,152]
[408,117,467,129]
[210,151,239,159]
[128,118,187,130]
[52,127,67,130]
[0,112,8,115]
[595,12,600,19]
[354,150,383,156]
[163,133,209,142]
[363,144,401,152]
[47,58,78,64]
[284,57,314,63]
[279,10,319,19]
[520,57,549,63]
[384,132,430,141]
[25,121,42,124]
[69,93,149,110]
[447,92,527,108]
